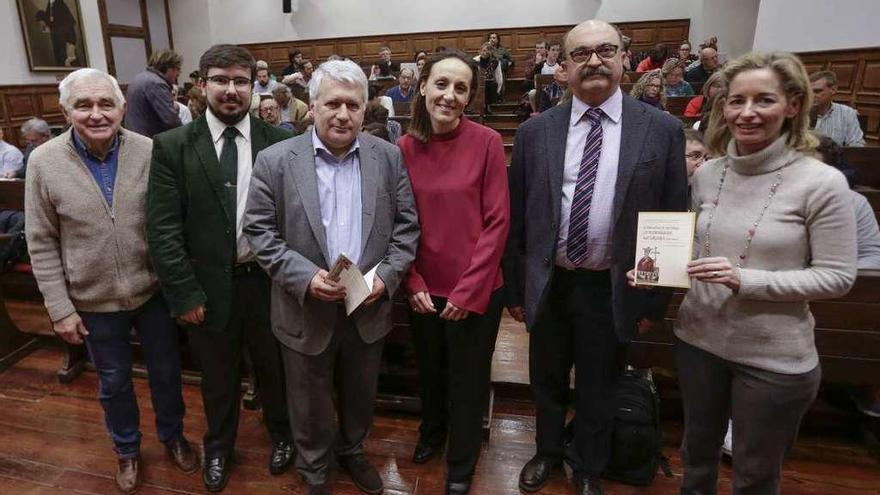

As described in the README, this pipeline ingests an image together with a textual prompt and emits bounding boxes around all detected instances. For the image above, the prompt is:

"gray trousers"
[280,310,385,485]
[676,338,821,495]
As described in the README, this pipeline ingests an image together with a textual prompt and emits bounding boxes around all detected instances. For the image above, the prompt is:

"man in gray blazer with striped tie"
[244,59,419,495]
[503,20,687,495]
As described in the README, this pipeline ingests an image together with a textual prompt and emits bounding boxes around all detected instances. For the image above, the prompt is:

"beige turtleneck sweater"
[675,135,857,374]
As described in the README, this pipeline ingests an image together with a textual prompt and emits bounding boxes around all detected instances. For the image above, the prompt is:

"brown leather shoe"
[166,437,199,473]
[116,457,142,494]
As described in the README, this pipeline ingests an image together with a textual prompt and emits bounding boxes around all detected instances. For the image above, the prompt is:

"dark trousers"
[410,290,503,482]
[187,268,291,458]
[676,339,821,495]
[80,293,185,459]
[281,308,385,485]
[529,268,627,477]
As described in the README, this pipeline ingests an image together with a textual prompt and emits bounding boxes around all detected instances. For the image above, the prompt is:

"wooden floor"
[0,344,878,495]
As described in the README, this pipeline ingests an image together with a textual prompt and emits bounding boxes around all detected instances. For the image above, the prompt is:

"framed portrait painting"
[16,0,89,72]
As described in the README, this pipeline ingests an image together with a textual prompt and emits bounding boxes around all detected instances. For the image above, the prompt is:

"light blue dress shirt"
[311,130,363,265]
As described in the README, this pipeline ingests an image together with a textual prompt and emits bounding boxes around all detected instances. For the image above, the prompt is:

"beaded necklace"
[702,161,788,268]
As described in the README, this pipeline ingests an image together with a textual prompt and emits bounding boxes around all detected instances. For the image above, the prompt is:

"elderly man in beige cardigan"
[25,68,197,494]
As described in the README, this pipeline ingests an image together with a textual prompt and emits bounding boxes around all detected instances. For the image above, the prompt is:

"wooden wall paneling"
[462,35,485,52]
[388,39,409,56]
[514,33,542,51]
[0,97,6,122]
[861,61,880,94]
[629,28,654,45]
[829,59,859,92]
[362,41,383,56]
[435,36,459,50]
[249,47,268,62]
[5,95,37,120]
[412,37,434,54]
[36,93,62,119]
[315,43,335,59]
[269,46,289,66]
[339,42,359,58]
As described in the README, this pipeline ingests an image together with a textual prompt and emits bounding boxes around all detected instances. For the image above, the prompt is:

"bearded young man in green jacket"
[146,44,294,493]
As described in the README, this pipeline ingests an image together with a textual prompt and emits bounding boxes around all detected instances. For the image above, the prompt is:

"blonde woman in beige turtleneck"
[632,52,857,495]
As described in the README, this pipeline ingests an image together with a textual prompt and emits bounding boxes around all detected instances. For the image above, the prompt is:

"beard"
[208,95,249,125]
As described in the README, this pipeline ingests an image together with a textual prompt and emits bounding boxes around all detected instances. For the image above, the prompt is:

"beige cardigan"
[25,129,158,321]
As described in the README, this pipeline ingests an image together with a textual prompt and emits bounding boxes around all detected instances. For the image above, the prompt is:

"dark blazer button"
[225,229,232,235]
[224,268,231,273]
[543,257,551,265]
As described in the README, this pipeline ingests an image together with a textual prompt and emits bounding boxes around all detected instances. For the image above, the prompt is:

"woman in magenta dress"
[398,49,510,495]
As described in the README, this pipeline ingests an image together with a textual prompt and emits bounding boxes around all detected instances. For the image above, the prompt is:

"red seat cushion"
[11,263,32,274]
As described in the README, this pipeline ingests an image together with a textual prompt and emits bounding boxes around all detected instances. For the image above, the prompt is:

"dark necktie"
[220,126,239,207]
[566,107,604,266]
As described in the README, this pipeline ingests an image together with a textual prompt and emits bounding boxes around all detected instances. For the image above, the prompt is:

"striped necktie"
[566,107,604,266]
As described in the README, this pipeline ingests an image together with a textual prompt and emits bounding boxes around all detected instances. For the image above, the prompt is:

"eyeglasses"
[206,75,252,89]
[568,44,619,63]
[645,83,661,89]
[686,151,708,161]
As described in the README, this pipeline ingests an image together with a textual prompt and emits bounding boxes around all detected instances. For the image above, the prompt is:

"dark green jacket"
[146,115,292,331]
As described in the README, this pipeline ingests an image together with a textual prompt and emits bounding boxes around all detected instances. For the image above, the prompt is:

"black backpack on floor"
[602,368,671,486]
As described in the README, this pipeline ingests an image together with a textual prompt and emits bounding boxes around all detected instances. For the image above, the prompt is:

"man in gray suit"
[244,59,419,495]
[504,20,687,495]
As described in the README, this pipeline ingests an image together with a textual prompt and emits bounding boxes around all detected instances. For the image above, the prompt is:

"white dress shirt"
[555,88,623,270]
[205,108,254,263]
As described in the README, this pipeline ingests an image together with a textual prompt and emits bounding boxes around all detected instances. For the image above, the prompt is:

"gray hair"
[271,84,291,97]
[21,118,51,136]
[58,68,125,112]
[308,59,369,103]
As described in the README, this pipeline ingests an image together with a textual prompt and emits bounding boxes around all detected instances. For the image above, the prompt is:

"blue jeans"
[80,293,185,459]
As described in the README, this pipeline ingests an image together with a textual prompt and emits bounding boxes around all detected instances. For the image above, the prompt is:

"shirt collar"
[311,129,360,161]
[570,87,623,126]
[206,107,251,145]
[71,128,120,161]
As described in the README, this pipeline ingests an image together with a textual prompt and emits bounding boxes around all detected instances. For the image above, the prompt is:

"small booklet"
[328,254,379,315]
[633,211,696,288]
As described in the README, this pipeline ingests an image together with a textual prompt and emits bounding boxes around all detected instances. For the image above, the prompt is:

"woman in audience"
[473,42,504,110]
[663,58,695,97]
[487,32,512,74]
[630,69,666,110]
[684,70,723,117]
[679,40,698,64]
[398,49,509,495]
[638,51,857,495]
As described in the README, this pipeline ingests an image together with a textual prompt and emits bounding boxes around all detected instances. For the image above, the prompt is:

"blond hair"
[629,69,666,108]
[705,51,817,155]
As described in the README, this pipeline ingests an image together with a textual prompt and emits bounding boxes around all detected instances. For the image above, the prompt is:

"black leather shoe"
[116,457,142,494]
[575,475,604,495]
[412,442,441,464]
[269,441,295,475]
[203,455,232,492]
[518,455,560,492]
[340,454,383,494]
[166,436,199,473]
[445,478,472,495]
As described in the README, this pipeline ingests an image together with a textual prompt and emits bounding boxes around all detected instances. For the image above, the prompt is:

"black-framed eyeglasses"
[206,75,252,89]
[568,44,619,63]
[685,151,708,161]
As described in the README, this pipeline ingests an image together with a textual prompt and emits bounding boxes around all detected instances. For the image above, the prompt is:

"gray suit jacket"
[244,132,419,355]
[503,94,687,342]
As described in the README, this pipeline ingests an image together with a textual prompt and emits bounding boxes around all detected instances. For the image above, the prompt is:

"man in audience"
[384,67,416,103]
[25,68,196,495]
[504,19,686,495]
[685,44,719,83]
[254,66,280,94]
[272,84,309,123]
[523,40,548,90]
[811,70,865,147]
[0,128,24,179]
[20,117,52,176]
[282,49,305,76]
[147,44,295,492]
[635,43,668,72]
[125,49,183,137]
[243,58,419,495]
[259,96,296,132]
[283,60,314,89]
[372,46,400,79]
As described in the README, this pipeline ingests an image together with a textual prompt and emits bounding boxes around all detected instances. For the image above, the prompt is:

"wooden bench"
[844,146,880,189]
[628,270,880,384]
